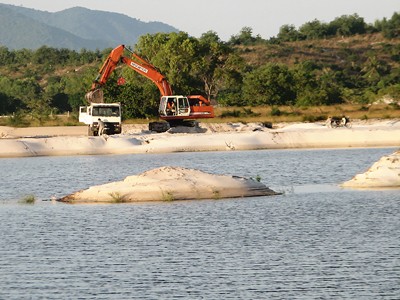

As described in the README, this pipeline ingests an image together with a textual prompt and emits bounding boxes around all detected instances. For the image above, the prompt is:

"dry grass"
[239,33,400,69]
[1,103,399,127]
[0,113,79,127]
[211,103,400,124]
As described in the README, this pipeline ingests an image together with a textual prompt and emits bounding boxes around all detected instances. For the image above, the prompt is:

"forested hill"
[0,12,399,121]
[0,4,178,50]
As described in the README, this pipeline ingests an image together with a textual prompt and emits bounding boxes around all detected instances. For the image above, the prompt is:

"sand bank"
[60,166,278,203]
[0,120,399,158]
[342,150,400,188]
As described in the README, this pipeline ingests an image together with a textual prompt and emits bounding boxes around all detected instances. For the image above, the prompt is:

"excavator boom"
[86,45,172,102]
[120,56,173,96]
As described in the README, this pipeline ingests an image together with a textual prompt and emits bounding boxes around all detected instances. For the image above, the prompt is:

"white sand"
[2,121,398,198]
[1,120,399,158]
[341,150,400,188]
[60,166,278,203]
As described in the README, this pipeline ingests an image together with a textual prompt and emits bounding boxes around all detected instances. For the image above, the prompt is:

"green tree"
[314,70,343,105]
[45,76,72,113]
[292,61,321,106]
[13,48,32,65]
[0,91,20,114]
[192,31,232,100]
[377,84,400,101]
[61,71,91,110]
[299,19,328,40]
[361,54,391,85]
[102,74,159,119]
[381,12,400,38]
[277,24,302,41]
[229,27,264,45]
[215,53,246,106]
[0,46,14,66]
[329,14,367,36]
[242,64,296,106]
[135,32,200,95]
[12,78,52,123]
[33,46,59,65]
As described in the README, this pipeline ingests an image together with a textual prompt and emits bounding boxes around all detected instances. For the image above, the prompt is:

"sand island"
[342,150,400,189]
[60,166,279,203]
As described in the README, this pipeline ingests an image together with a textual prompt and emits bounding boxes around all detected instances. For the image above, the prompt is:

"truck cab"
[79,103,122,136]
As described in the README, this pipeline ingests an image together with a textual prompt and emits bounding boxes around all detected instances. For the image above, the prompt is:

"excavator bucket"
[85,89,104,103]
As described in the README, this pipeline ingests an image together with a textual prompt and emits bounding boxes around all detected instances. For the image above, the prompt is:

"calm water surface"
[0,148,399,299]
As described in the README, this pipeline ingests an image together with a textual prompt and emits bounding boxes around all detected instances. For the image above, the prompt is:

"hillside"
[238,33,400,69]
[0,4,178,50]
[0,19,399,122]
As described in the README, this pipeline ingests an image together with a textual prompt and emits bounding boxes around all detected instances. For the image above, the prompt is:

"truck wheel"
[114,125,122,134]
[88,126,98,136]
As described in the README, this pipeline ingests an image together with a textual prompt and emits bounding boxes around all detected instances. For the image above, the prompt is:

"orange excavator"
[85,44,214,131]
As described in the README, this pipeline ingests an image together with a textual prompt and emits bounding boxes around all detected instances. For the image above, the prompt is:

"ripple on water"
[0,148,398,298]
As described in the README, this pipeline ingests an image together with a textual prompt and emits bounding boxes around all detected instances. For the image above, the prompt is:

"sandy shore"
[0,119,399,158]
[2,120,398,199]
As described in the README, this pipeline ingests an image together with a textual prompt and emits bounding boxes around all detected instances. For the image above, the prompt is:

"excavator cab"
[159,96,190,118]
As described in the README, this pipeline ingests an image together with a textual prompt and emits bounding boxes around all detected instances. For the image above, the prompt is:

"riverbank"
[0,119,399,158]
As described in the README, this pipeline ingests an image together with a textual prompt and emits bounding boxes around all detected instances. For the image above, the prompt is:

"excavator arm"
[86,44,173,103]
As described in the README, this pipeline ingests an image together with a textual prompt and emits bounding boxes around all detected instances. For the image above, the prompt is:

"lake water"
[0,148,399,299]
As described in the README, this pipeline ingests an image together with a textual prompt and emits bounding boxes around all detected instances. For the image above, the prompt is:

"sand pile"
[60,166,279,203]
[342,150,400,188]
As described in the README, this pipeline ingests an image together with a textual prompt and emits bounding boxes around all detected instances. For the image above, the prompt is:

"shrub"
[7,112,29,127]
[220,110,241,118]
[161,191,174,201]
[212,189,221,200]
[270,107,282,116]
[302,114,326,122]
[19,194,36,204]
[242,108,261,117]
[108,192,126,203]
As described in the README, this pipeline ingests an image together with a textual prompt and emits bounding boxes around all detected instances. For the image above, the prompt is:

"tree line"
[0,12,399,121]
[264,12,400,43]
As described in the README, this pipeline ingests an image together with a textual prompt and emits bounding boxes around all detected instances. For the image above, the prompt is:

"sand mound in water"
[342,150,400,188]
[60,166,279,203]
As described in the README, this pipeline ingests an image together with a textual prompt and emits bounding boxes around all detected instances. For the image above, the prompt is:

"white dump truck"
[79,102,122,136]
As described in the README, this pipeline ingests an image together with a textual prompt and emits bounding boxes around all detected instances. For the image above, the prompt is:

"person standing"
[97,118,105,136]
